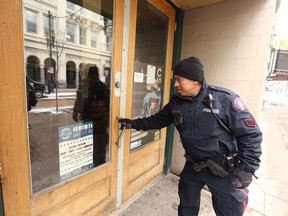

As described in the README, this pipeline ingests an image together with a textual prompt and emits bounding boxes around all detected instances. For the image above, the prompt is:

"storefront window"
[24,0,113,194]
[130,0,169,150]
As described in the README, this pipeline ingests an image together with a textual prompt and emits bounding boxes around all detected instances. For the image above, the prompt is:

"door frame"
[0,0,31,215]
[164,4,184,174]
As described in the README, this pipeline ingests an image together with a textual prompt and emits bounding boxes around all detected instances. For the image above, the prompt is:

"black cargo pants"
[178,161,249,216]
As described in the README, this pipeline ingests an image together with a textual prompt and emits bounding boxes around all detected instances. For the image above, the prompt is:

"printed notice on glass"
[146,65,156,84]
[134,72,144,83]
[58,122,94,178]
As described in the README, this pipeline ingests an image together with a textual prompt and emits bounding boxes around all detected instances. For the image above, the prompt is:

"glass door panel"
[24,0,113,194]
[130,0,169,150]
[122,0,175,203]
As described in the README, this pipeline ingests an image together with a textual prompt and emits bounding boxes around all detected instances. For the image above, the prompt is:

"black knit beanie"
[174,57,204,82]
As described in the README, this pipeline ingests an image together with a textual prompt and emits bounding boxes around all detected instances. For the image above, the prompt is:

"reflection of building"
[266,0,288,81]
[23,0,112,89]
[267,49,288,81]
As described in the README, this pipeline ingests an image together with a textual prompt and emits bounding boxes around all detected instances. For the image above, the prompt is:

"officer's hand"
[73,112,79,122]
[118,118,132,129]
[232,167,253,189]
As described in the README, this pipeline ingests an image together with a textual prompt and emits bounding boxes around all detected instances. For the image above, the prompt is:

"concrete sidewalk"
[112,104,288,216]
[113,173,262,216]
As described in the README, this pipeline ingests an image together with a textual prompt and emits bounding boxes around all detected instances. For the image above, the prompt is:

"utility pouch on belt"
[225,153,238,172]
[225,155,235,171]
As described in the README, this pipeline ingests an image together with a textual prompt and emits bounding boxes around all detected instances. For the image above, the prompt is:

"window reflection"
[67,1,75,11]
[25,10,37,33]
[72,66,109,165]
[67,22,76,43]
[44,14,54,37]
[79,27,87,45]
[91,31,97,48]
[24,0,113,194]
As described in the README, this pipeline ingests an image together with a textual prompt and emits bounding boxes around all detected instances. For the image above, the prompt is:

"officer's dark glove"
[118,118,132,129]
[232,167,253,189]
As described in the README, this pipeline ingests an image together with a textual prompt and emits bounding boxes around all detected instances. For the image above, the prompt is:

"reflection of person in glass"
[26,76,38,112]
[73,66,109,166]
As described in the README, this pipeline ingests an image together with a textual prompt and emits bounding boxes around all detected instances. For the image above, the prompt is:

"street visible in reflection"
[28,91,110,194]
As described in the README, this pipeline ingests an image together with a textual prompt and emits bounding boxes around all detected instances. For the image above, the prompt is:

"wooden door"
[0,0,124,215]
[29,0,124,215]
[121,0,175,203]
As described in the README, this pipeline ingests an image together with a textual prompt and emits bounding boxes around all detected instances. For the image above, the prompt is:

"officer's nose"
[174,80,179,88]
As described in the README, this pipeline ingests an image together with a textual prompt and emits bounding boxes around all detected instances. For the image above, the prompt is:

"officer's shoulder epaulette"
[208,85,235,96]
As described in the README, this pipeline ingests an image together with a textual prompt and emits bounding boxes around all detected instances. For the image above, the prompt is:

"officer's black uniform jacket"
[131,81,262,171]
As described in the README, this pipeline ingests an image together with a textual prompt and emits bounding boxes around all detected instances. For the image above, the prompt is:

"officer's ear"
[203,94,214,107]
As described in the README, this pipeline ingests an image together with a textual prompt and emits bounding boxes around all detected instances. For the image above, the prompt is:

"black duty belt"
[184,154,238,177]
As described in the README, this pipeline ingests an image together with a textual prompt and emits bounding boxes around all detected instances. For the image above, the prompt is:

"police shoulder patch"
[244,115,256,127]
[233,97,247,111]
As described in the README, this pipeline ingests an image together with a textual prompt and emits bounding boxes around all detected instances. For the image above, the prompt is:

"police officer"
[119,57,262,216]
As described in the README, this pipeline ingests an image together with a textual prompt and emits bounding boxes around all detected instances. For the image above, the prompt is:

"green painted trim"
[0,184,4,216]
[163,2,184,174]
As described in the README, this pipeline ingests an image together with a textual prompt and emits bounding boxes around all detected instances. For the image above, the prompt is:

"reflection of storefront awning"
[267,72,288,81]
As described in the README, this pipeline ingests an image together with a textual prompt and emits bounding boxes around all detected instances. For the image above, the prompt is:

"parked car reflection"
[26,75,49,98]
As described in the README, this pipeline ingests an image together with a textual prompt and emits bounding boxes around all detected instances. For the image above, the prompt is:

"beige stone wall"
[171,0,277,175]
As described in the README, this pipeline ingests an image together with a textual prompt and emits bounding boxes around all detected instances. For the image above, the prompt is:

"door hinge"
[175,21,177,32]
[0,162,3,184]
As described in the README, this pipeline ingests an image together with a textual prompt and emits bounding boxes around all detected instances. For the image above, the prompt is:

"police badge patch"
[244,115,256,127]
[233,97,247,111]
